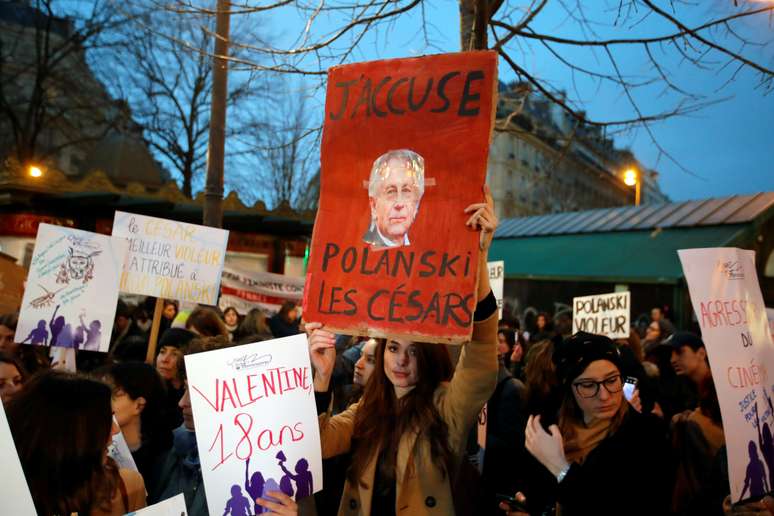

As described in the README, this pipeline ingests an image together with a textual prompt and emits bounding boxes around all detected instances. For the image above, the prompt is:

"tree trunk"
[459,0,488,50]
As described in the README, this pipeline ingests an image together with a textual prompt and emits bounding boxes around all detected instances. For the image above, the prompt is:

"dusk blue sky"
[264,1,773,202]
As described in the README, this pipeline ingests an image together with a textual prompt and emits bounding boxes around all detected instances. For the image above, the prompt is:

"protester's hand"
[499,492,529,516]
[723,495,774,515]
[465,184,498,251]
[257,491,298,515]
[628,388,642,413]
[510,343,523,364]
[306,322,336,391]
[652,401,664,418]
[525,414,570,477]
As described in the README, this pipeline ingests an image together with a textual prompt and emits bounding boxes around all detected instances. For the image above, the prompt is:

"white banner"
[184,334,322,516]
[679,248,774,503]
[572,291,630,339]
[219,265,305,316]
[15,224,127,353]
[488,260,504,319]
[112,211,229,306]
[0,403,36,515]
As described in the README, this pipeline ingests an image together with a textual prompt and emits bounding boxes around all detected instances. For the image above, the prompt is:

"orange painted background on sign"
[304,51,498,344]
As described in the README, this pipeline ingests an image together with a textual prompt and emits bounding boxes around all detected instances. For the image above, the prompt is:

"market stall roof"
[490,193,774,284]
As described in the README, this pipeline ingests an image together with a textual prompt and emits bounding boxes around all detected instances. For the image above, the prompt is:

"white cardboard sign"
[0,402,36,515]
[488,260,504,319]
[15,224,127,353]
[112,211,229,306]
[127,493,187,516]
[679,248,774,503]
[184,334,322,516]
[572,291,630,339]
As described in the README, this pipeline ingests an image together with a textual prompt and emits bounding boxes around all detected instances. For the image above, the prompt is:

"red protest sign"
[303,51,497,344]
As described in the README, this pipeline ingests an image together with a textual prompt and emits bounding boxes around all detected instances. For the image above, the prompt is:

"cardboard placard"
[572,291,631,339]
[303,51,498,344]
[112,212,229,306]
[0,402,36,515]
[488,260,504,319]
[184,335,322,515]
[15,224,127,353]
[127,493,187,516]
[679,248,774,503]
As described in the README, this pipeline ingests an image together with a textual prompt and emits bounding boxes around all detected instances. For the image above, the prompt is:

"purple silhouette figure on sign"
[57,323,74,348]
[244,458,265,514]
[79,316,102,351]
[279,455,313,499]
[73,325,85,350]
[22,320,49,346]
[741,440,769,499]
[49,305,65,346]
[223,484,252,516]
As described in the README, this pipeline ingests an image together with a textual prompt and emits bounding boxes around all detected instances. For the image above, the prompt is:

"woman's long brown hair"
[349,339,454,488]
[6,370,119,515]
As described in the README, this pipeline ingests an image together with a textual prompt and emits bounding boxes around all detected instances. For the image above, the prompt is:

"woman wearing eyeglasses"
[501,332,671,516]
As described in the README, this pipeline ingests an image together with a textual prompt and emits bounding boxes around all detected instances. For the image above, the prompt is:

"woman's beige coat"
[319,312,498,515]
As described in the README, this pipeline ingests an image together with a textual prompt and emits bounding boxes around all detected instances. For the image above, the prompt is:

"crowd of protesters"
[0,191,773,516]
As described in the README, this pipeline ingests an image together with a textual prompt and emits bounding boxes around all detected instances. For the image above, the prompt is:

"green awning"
[489,224,751,284]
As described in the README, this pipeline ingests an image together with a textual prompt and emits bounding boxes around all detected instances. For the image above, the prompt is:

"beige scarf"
[563,403,628,464]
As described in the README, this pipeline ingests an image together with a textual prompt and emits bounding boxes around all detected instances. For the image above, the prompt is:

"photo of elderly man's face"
[363,150,425,249]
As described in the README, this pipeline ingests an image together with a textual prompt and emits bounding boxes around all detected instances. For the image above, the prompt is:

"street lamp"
[623,167,640,206]
[28,165,43,178]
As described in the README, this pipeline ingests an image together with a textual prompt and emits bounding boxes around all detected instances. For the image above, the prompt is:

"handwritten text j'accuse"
[191,365,312,470]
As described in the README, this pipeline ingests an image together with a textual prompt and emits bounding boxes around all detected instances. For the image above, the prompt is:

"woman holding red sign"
[308,187,499,515]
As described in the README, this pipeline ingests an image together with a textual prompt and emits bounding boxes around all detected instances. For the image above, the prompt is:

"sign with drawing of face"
[15,224,128,353]
[304,51,498,344]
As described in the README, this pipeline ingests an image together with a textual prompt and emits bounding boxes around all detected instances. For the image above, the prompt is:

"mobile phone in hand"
[623,376,638,401]
[496,493,528,513]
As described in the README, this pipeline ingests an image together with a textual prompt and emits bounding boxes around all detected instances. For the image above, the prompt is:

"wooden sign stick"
[145,297,164,364]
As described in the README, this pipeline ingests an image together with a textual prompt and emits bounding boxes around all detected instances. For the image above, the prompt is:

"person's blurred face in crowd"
[115,315,130,333]
[370,161,421,245]
[645,321,661,342]
[571,359,623,425]
[0,324,17,353]
[224,308,238,327]
[537,314,547,331]
[354,338,378,386]
[284,307,298,324]
[156,345,181,382]
[179,384,195,431]
[651,307,663,322]
[384,339,419,388]
[163,303,177,321]
[0,362,23,404]
[497,331,511,357]
[111,386,145,428]
[671,345,707,378]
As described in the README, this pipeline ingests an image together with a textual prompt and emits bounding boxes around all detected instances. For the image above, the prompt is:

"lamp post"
[623,167,640,206]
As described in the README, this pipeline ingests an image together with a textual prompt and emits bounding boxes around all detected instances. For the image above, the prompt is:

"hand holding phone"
[496,493,528,514]
[623,376,638,401]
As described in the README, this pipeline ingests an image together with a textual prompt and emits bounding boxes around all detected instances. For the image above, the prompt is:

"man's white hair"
[367,149,425,199]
